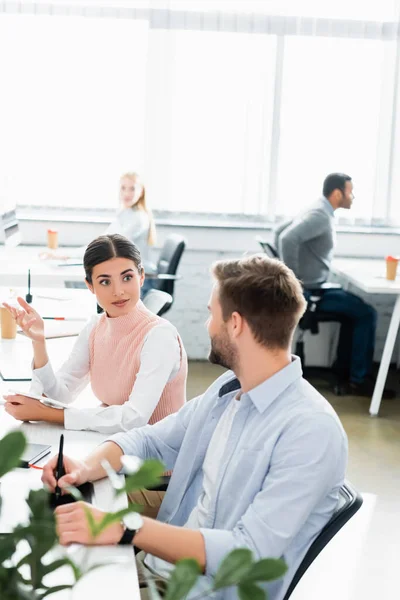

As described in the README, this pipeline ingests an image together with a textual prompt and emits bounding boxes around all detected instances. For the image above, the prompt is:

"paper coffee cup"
[0,306,17,339]
[47,229,59,250]
[386,256,399,281]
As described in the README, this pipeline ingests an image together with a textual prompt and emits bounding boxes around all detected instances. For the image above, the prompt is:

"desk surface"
[0,245,157,289]
[332,258,400,295]
[0,404,139,599]
[0,245,85,287]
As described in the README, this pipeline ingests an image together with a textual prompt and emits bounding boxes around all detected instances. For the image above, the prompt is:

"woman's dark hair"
[322,173,352,198]
[84,234,142,284]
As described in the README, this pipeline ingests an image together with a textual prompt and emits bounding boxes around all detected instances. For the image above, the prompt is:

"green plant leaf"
[164,559,201,600]
[93,505,143,537]
[39,584,74,599]
[238,582,266,600]
[41,558,81,579]
[83,504,99,538]
[64,485,83,501]
[0,431,26,477]
[119,459,165,496]
[0,535,17,562]
[242,558,287,583]
[213,549,253,590]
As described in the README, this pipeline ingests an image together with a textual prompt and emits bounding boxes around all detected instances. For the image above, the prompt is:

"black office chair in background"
[142,289,173,317]
[144,234,187,316]
[283,481,363,599]
[256,236,279,259]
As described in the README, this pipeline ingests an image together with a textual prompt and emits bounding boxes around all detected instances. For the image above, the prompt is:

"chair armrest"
[306,282,342,293]
[144,273,182,281]
[146,475,171,492]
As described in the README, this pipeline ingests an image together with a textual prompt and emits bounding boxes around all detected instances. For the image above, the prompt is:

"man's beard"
[208,331,237,371]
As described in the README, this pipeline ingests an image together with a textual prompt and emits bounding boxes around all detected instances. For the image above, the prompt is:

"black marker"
[25,269,32,304]
[55,434,65,501]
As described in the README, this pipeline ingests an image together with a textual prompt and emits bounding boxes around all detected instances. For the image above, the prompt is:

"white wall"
[17,216,400,362]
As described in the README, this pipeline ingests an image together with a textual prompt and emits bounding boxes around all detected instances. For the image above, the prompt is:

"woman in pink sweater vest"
[3,234,188,434]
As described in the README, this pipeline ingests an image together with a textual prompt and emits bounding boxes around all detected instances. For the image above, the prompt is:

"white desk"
[0,403,140,599]
[332,258,400,416]
[0,245,84,287]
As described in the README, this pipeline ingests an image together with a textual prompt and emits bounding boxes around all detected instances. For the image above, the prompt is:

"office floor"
[187,361,400,600]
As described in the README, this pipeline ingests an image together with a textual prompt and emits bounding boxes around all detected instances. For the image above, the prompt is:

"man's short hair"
[323,173,352,198]
[212,254,307,350]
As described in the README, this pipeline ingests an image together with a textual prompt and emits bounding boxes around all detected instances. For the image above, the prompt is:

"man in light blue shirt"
[43,255,348,600]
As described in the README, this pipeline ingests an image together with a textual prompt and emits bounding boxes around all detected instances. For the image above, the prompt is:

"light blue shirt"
[110,357,348,600]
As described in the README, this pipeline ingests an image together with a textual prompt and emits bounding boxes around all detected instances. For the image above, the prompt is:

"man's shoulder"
[285,378,347,440]
[301,199,332,219]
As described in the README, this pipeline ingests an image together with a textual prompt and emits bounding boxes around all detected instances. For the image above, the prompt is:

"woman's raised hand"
[3,297,45,343]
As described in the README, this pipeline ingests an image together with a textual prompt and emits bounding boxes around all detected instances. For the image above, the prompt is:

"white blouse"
[30,315,181,434]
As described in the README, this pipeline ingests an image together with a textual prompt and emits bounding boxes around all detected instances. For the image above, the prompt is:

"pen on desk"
[42,316,87,321]
[25,269,32,304]
[57,263,83,267]
[29,464,44,470]
[55,434,65,500]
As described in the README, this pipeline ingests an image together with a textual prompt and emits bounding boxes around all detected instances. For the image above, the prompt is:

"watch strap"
[118,526,136,545]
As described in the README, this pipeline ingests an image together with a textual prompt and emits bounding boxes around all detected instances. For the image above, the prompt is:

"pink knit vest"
[89,301,187,424]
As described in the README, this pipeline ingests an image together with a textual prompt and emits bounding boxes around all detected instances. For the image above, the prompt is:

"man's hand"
[3,394,63,424]
[42,454,89,492]
[55,502,123,546]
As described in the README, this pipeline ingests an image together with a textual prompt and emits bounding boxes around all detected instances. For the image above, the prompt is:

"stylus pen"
[55,434,64,501]
[57,263,83,267]
[26,269,32,304]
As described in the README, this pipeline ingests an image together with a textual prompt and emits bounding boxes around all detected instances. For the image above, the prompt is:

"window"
[145,29,276,213]
[0,14,148,210]
[1,3,400,225]
[276,37,393,221]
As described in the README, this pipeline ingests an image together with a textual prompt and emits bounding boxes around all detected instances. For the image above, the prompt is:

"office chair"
[256,236,279,259]
[142,289,173,317]
[283,481,363,599]
[144,234,187,315]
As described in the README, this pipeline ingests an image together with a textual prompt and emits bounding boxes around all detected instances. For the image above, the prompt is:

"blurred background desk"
[332,258,400,416]
[0,245,84,287]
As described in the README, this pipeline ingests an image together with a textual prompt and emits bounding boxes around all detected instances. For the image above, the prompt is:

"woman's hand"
[3,394,63,424]
[42,454,90,492]
[55,502,123,546]
[3,297,45,342]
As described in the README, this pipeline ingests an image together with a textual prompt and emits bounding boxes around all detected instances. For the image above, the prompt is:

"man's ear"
[85,278,94,295]
[140,267,145,288]
[230,311,244,339]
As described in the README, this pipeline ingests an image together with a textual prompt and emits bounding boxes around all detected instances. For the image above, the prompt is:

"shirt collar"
[321,196,335,217]
[218,356,303,414]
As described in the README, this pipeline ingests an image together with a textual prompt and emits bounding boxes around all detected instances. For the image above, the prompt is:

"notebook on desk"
[17,320,81,339]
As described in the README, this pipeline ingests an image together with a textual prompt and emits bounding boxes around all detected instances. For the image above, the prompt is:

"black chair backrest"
[156,234,186,296]
[142,289,173,317]
[256,237,279,259]
[283,481,363,600]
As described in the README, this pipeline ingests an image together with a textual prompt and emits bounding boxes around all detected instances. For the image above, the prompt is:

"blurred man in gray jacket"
[275,173,394,398]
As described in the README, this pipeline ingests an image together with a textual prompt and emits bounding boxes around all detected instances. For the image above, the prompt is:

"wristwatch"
[118,512,144,545]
